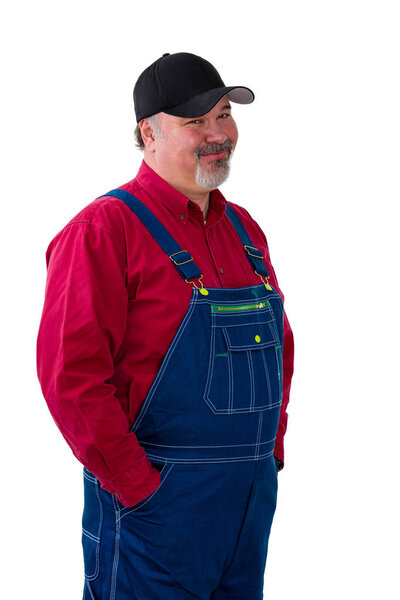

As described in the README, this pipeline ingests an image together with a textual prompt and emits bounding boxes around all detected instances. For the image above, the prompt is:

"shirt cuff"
[274,433,285,468]
[100,459,161,507]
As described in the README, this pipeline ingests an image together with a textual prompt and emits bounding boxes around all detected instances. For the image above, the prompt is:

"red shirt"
[37,160,294,507]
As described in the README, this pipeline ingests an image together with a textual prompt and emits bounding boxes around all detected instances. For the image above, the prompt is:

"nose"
[204,120,227,145]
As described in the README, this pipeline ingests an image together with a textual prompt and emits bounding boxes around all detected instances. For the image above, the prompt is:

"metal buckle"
[255,271,272,291]
[184,274,208,295]
[185,274,204,289]
[244,245,264,259]
[169,250,194,266]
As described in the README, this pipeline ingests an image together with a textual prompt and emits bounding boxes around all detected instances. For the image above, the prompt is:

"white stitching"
[84,580,96,600]
[261,347,273,406]
[82,528,100,543]
[82,472,102,581]
[109,495,121,600]
[227,332,234,412]
[117,463,175,522]
[275,345,283,401]
[132,296,197,431]
[83,471,97,483]
[202,399,281,414]
[255,412,263,459]
[247,351,255,411]
[142,451,275,464]
[139,436,277,448]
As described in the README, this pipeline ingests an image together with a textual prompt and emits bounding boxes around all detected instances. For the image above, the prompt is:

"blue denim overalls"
[82,190,284,600]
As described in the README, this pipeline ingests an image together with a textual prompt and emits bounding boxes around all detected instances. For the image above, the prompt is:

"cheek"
[182,131,202,152]
[174,134,200,163]
[158,137,195,167]
[227,121,239,147]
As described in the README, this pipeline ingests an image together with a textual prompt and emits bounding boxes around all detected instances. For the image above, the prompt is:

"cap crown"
[134,52,225,121]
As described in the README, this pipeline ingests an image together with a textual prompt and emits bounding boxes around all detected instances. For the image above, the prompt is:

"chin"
[195,161,231,190]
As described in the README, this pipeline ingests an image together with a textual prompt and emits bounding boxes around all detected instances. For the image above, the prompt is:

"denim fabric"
[82,283,283,599]
[83,455,278,600]
[132,284,284,463]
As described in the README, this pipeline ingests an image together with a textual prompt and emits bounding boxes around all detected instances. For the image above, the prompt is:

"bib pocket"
[204,303,283,414]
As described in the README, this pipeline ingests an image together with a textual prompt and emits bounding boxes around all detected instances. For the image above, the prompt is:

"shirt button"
[114,492,120,498]
[219,268,224,274]
[180,214,185,220]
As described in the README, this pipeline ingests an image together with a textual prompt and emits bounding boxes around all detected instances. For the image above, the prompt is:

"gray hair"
[134,113,163,150]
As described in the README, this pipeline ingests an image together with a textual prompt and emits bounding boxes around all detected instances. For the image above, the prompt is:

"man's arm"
[257,242,294,469]
[270,278,294,469]
[37,219,160,506]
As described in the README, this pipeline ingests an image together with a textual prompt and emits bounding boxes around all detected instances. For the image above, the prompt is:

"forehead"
[160,94,231,126]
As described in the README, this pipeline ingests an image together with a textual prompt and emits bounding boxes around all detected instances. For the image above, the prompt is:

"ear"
[139,119,157,152]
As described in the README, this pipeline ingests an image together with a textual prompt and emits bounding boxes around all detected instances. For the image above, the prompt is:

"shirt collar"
[135,160,227,225]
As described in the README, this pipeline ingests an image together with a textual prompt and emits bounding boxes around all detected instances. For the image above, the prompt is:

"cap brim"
[163,86,254,118]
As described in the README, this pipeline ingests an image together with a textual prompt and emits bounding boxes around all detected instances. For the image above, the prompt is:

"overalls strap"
[225,204,269,278]
[100,189,202,282]
[99,189,269,281]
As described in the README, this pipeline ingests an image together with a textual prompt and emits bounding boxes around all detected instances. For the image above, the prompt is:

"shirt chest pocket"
[204,302,283,414]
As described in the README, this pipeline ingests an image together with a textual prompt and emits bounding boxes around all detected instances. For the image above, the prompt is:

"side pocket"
[117,462,175,520]
[82,468,103,581]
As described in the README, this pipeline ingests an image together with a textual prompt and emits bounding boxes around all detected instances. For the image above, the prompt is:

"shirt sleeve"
[36,219,160,507]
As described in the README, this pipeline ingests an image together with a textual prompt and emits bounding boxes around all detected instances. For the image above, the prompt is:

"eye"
[186,119,201,125]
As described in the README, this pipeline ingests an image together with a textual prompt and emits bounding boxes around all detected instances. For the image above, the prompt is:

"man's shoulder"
[226,200,253,222]
[226,200,261,233]
[68,176,143,227]
[46,179,144,258]
[66,194,127,229]
[225,200,268,251]
[54,177,143,236]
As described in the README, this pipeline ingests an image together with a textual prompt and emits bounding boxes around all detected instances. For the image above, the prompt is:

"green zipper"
[211,301,269,313]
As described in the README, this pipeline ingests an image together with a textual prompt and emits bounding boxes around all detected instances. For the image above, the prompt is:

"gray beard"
[194,155,232,190]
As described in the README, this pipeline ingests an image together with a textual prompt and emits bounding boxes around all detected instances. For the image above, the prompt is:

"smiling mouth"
[195,140,233,164]
[200,150,229,160]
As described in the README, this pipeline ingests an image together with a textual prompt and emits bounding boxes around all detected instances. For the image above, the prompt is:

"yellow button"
[200,288,209,295]
[255,335,261,343]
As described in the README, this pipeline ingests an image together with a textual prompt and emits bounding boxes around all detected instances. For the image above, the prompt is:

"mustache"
[195,139,233,158]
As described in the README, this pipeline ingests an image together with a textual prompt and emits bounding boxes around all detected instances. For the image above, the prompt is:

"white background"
[1,1,399,598]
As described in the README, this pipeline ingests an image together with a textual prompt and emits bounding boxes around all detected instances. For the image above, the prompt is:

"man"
[37,52,294,600]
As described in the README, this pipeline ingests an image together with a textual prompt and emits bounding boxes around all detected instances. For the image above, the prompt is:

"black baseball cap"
[133,52,254,123]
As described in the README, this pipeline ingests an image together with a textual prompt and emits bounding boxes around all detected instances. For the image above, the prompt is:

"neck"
[177,186,210,219]
[144,157,210,218]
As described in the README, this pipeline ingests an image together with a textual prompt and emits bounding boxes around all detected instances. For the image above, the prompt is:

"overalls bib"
[82,190,284,600]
